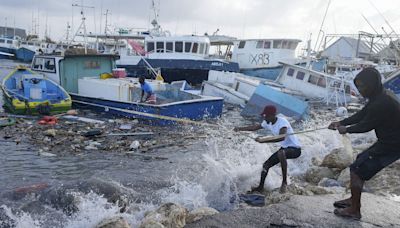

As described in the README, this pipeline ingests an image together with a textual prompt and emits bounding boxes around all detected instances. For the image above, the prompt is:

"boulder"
[305,167,336,184]
[186,207,219,223]
[139,203,188,228]
[318,178,341,187]
[321,147,352,170]
[186,193,400,228]
[95,216,130,228]
[337,167,351,188]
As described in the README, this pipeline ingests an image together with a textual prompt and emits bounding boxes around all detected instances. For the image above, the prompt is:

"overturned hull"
[241,84,309,120]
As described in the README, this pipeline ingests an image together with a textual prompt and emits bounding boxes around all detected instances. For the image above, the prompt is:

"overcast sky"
[1,0,400,50]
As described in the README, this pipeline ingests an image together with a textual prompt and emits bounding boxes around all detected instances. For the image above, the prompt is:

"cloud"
[0,0,398,48]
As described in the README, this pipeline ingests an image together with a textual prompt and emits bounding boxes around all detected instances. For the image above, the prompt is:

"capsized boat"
[1,66,71,115]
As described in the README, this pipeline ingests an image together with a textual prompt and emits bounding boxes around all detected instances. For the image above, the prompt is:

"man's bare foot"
[334,207,361,220]
[279,183,287,193]
[333,198,352,208]
[250,186,263,193]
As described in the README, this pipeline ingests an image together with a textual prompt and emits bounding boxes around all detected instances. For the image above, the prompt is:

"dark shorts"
[264,147,301,168]
[350,143,400,181]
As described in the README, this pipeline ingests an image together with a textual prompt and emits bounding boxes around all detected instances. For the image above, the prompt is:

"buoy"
[336,107,348,117]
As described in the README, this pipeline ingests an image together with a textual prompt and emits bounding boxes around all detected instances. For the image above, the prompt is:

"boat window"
[287,68,295,76]
[0,39,4,43]
[21,41,27,45]
[199,43,205,54]
[317,77,326,87]
[308,74,319,85]
[296,71,305,80]
[166,42,173,53]
[184,42,192,53]
[6,40,12,44]
[32,58,43,70]
[156,42,164,53]
[192,43,198,53]
[282,41,288,49]
[238,41,246,49]
[175,41,183,52]
[27,42,34,45]
[290,42,298,50]
[205,44,209,54]
[44,58,56,72]
[264,41,271,49]
[256,41,263,49]
[147,42,154,52]
[273,40,282,49]
[345,85,351,94]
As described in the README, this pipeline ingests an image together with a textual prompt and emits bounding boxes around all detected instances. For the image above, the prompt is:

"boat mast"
[72,1,94,54]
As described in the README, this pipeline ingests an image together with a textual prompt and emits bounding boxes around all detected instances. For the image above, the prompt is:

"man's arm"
[344,102,384,134]
[234,124,262,132]
[340,106,368,126]
[140,90,144,102]
[255,127,287,143]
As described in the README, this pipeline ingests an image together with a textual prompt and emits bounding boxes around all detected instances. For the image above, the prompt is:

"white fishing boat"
[272,62,355,106]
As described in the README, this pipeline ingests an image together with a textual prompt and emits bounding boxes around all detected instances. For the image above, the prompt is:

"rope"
[256,127,329,143]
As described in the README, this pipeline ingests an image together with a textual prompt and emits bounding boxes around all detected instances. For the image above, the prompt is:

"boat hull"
[70,94,223,125]
[1,67,72,115]
[118,59,240,85]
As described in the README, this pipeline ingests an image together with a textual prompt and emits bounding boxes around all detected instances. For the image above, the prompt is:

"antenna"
[104,9,112,35]
[72,1,95,54]
[313,0,331,53]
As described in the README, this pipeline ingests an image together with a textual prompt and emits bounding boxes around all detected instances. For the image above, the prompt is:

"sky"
[1,0,400,51]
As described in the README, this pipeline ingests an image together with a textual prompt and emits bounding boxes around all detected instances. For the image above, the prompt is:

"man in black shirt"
[329,67,400,220]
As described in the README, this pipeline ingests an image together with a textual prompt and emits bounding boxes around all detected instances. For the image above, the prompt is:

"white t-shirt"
[261,116,301,148]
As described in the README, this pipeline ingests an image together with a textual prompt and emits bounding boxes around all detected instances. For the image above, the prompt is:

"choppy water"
[0,59,393,227]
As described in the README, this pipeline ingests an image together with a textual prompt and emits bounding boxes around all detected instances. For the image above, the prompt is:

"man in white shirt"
[234,105,301,193]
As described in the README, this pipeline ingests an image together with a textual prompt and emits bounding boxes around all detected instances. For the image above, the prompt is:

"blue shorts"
[350,143,400,181]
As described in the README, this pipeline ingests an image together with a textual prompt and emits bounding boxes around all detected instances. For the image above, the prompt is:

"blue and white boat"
[116,35,240,85]
[31,53,223,125]
[383,69,400,98]
[230,39,305,81]
[0,37,17,59]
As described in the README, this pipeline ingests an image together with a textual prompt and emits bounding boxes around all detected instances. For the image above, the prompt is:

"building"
[0,26,27,39]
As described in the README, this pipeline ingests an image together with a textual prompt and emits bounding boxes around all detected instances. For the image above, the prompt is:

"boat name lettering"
[250,53,270,65]
[211,62,223,67]
[84,61,101,69]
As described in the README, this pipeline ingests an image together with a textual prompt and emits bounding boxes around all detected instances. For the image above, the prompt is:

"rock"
[321,147,352,170]
[95,216,130,228]
[311,157,322,166]
[186,207,219,223]
[337,167,350,188]
[305,167,336,184]
[186,193,400,228]
[304,185,333,195]
[130,140,141,150]
[318,178,341,187]
[139,220,165,228]
[44,129,56,137]
[139,203,188,228]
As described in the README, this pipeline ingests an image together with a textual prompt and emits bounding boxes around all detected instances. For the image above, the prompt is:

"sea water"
[0,60,397,227]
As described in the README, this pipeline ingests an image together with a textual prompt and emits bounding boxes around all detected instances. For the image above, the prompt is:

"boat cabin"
[231,39,301,69]
[144,35,210,60]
